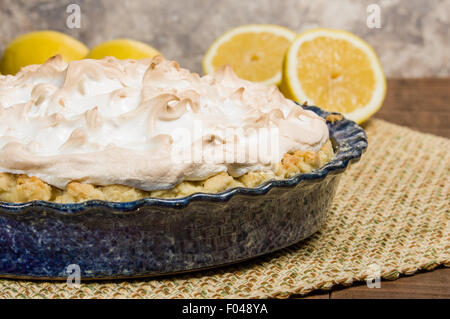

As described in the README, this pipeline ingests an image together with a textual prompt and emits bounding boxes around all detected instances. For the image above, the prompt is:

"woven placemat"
[0,119,448,298]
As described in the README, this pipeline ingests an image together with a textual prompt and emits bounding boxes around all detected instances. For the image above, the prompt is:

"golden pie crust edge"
[0,140,333,203]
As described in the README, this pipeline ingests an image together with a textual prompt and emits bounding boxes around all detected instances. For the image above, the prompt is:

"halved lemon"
[86,39,161,60]
[280,29,386,124]
[0,31,88,75]
[203,24,296,85]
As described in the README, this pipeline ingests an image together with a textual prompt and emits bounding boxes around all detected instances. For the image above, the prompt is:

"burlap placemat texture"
[0,119,448,298]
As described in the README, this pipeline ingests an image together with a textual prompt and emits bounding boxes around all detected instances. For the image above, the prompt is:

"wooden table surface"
[303,78,450,299]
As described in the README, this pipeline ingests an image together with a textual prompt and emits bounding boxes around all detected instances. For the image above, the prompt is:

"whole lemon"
[86,39,161,60]
[0,30,88,75]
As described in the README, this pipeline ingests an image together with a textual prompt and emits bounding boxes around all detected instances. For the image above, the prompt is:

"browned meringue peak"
[0,55,329,191]
[17,55,67,80]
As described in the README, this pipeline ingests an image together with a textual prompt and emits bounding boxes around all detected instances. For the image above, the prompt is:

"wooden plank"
[294,291,330,299]
[374,78,450,138]
[330,268,450,299]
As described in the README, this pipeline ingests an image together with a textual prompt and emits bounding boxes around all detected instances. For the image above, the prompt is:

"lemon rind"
[86,39,161,60]
[0,30,88,75]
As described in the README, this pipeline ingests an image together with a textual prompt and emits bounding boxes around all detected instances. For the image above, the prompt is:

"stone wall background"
[0,0,448,77]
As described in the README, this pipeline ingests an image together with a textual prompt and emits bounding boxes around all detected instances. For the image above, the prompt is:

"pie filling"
[0,55,333,203]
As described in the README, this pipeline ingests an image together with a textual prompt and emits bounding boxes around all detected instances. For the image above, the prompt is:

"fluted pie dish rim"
[0,105,367,214]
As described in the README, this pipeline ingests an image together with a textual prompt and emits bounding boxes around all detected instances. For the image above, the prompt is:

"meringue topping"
[0,55,329,191]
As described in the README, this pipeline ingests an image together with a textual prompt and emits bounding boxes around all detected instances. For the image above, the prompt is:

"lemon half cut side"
[281,28,386,124]
[203,24,296,85]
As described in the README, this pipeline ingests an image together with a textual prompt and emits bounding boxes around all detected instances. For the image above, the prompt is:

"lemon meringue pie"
[0,55,333,203]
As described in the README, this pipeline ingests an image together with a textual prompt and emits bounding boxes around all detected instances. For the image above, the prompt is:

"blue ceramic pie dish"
[0,105,367,280]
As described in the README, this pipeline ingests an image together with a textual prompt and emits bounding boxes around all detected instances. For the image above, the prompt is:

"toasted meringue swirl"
[0,55,329,191]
